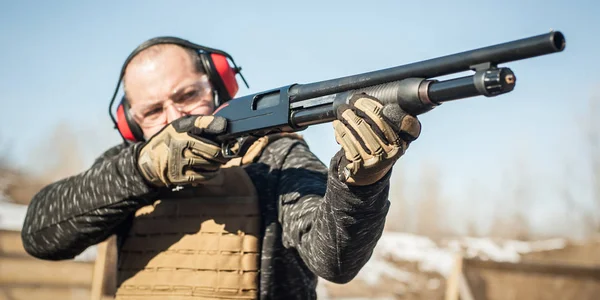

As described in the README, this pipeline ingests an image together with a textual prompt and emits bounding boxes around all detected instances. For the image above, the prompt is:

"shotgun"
[213,31,566,157]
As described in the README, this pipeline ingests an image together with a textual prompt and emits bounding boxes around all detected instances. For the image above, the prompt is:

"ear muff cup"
[116,97,144,142]
[209,53,239,101]
[199,52,239,104]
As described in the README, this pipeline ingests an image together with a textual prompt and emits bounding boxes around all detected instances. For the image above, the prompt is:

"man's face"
[124,45,215,139]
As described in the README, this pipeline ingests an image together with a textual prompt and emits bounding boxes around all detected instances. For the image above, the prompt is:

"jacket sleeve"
[277,139,391,284]
[21,143,156,260]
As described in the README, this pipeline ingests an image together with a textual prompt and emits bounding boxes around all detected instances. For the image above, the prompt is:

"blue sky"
[1,0,598,238]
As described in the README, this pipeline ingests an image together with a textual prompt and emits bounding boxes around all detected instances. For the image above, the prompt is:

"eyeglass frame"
[127,75,214,128]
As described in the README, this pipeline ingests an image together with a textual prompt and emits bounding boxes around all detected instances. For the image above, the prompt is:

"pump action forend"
[213,31,566,156]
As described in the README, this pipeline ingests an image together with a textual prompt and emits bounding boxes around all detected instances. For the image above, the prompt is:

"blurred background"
[0,1,599,299]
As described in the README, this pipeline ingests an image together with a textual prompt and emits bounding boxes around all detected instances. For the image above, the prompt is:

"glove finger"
[333,120,362,176]
[190,115,228,136]
[186,139,222,159]
[184,157,221,171]
[172,169,220,185]
[188,145,230,166]
[170,115,227,136]
[337,105,387,161]
[380,104,421,142]
[350,96,401,147]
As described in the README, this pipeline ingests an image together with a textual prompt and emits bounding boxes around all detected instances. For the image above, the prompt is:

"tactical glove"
[333,94,421,186]
[136,115,229,187]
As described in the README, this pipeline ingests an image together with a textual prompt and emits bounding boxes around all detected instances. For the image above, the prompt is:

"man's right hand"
[136,115,229,187]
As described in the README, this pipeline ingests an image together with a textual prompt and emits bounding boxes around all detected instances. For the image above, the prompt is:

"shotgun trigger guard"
[221,138,243,158]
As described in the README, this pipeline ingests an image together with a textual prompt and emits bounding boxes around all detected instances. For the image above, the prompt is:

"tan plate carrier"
[114,133,302,300]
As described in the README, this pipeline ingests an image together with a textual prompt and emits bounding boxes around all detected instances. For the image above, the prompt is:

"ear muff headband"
[108,36,249,143]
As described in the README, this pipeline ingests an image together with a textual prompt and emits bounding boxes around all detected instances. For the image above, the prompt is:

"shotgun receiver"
[213,31,566,157]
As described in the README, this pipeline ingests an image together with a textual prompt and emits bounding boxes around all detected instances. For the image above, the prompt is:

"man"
[21,37,421,299]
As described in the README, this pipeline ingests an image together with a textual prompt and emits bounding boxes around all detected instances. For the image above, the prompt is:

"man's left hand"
[333,93,421,186]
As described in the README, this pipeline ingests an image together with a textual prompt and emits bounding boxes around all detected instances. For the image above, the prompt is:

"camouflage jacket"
[21,136,392,299]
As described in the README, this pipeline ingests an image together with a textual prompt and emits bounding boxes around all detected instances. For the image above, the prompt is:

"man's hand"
[136,115,229,187]
[333,94,421,186]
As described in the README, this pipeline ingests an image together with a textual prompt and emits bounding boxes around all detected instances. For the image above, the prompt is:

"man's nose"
[165,105,184,123]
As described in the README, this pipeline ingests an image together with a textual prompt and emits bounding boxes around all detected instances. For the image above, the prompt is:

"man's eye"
[178,90,198,102]
[143,107,162,118]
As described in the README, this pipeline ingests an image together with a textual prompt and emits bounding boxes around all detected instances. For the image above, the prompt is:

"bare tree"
[0,122,85,205]
[489,152,533,240]
[542,91,600,240]
[587,93,600,232]
[385,161,409,232]
[0,135,19,203]
[29,121,85,182]
[414,161,445,238]
[0,135,14,169]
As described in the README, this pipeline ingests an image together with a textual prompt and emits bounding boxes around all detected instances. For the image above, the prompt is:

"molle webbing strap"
[115,166,260,300]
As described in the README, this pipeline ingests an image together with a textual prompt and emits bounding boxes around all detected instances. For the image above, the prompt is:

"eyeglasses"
[129,76,213,127]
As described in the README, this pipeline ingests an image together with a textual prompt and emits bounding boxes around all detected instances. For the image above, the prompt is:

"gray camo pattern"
[21,137,392,300]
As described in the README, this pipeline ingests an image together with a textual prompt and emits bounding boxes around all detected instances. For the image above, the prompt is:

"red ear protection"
[115,104,136,141]
[116,97,145,142]
[209,53,239,100]
[109,37,249,143]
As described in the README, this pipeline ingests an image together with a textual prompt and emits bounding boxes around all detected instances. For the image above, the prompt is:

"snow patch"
[0,202,27,231]
[444,236,568,262]
[354,232,569,285]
